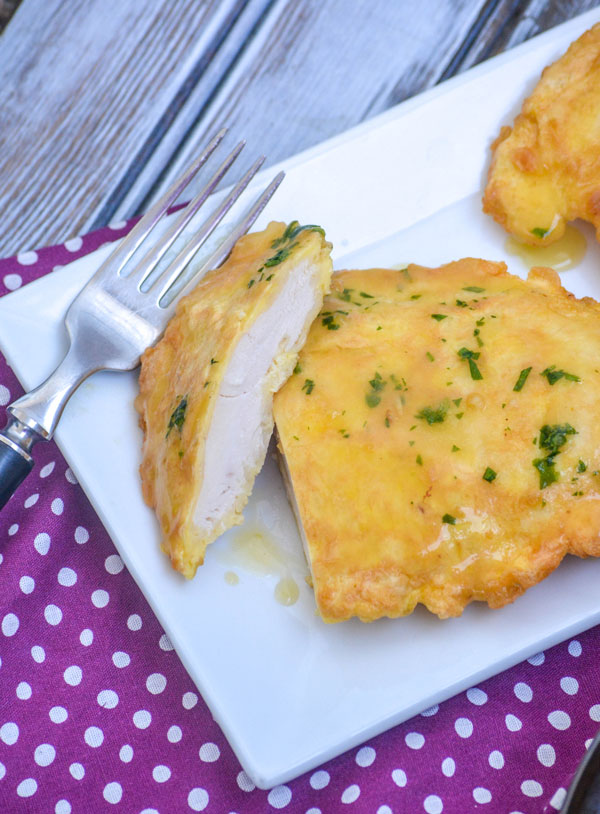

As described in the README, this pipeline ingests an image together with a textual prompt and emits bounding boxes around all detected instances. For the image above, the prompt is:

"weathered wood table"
[0,0,597,256]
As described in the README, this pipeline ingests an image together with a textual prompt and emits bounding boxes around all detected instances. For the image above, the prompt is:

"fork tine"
[150,155,266,302]
[129,141,246,290]
[96,128,227,279]
[161,170,286,308]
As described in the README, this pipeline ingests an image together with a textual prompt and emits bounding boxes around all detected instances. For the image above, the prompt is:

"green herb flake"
[513,366,532,392]
[166,396,188,439]
[541,366,581,385]
[338,429,350,438]
[426,351,435,362]
[322,314,340,330]
[302,379,315,395]
[416,454,423,465]
[539,423,577,456]
[410,294,422,300]
[578,460,587,473]
[457,347,483,380]
[533,457,558,489]
[442,514,456,525]
[531,226,549,239]
[463,286,485,293]
[455,299,468,308]
[210,358,218,365]
[360,291,374,299]
[451,445,460,452]
[365,393,381,408]
[293,362,302,375]
[247,278,255,288]
[416,401,449,425]
[431,313,448,321]
[483,467,497,483]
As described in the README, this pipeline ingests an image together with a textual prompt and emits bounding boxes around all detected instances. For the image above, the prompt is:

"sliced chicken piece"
[135,221,333,577]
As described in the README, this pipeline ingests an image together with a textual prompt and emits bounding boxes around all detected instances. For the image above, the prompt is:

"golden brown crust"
[273,258,600,622]
[483,23,600,245]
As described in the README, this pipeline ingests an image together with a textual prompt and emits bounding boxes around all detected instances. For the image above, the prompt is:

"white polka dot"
[0,761,8,779]
[568,640,582,657]
[237,771,256,792]
[16,681,32,700]
[514,682,533,702]
[34,532,50,555]
[421,705,439,716]
[4,273,23,290]
[19,576,35,594]
[537,743,556,767]
[550,788,567,810]
[45,604,62,625]
[104,554,124,574]
[356,746,376,767]
[97,690,119,709]
[111,651,130,669]
[182,691,198,709]
[466,687,487,705]
[103,782,122,804]
[488,750,504,769]
[505,714,522,731]
[57,567,77,587]
[17,251,38,266]
[560,676,579,695]
[65,237,83,252]
[167,725,182,743]
[586,738,594,749]
[377,808,392,814]
[521,780,543,797]
[187,788,209,811]
[8,523,18,535]
[441,757,455,777]
[91,589,109,608]
[17,778,37,797]
[24,493,39,508]
[392,769,407,787]
[548,710,571,730]
[454,717,473,738]
[49,707,67,724]
[2,613,19,636]
[69,762,84,780]
[65,468,77,484]
[268,785,292,808]
[152,765,171,783]
[109,220,128,230]
[34,743,56,766]
[31,645,45,663]
[51,498,64,515]
[146,673,167,694]
[473,787,492,804]
[40,462,55,478]
[160,633,174,651]
[80,629,93,646]
[74,526,88,543]
[84,726,103,747]
[133,710,151,729]
[341,784,360,804]
[308,771,332,796]
[55,801,71,814]
[589,704,600,722]
[127,614,142,631]
[63,665,82,686]
[119,744,133,763]
[0,722,19,744]
[424,795,443,814]
[527,652,545,666]
[0,384,10,406]
[199,742,220,762]
[405,731,425,749]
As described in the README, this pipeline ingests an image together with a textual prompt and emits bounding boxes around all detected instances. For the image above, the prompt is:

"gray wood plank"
[0,0,272,256]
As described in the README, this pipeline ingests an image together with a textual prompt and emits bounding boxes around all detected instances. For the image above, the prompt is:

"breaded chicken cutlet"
[483,23,600,245]
[136,221,332,578]
[274,259,600,622]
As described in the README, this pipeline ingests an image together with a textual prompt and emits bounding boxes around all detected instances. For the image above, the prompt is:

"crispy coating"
[136,222,332,578]
[274,259,600,622]
[483,24,600,245]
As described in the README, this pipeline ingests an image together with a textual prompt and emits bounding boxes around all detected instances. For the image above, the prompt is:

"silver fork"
[0,130,284,509]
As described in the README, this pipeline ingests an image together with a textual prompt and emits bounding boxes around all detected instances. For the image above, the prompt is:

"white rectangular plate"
[1,9,600,789]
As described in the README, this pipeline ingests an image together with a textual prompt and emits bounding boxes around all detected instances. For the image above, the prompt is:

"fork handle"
[0,430,35,509]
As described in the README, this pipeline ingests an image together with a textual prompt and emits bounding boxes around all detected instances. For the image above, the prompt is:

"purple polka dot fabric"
[1,224,599,814]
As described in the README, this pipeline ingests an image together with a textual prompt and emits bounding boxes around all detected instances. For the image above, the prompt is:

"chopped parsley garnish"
[166,396,188,439]
[483,467,497,483]
[264,246,293,267]
[337,288,354,302]
[453,398,462,407]
[455,299,468,308]
[457,347,483,380]
[431,313,448,321]
[451,445,460,452]
[271,221,325,247]
[366,371,386,407]
[410,294,422,300]
[442,514,456,525]
[533,457,558,489]
[531,226,549,239]
[513,367,532,392]
[293,362,302,374]
[416,401,449,425]
[302,379,314,395]
[533,423,577,489]
[473,328,483,347]
[322,314,340,330]
[426,351,435,362]
[476,317,485,326]
[463,286,485,293]
[210,358,218,365]
[360,291,374,298]
[416,455,423,465]
[541,366,580,385]
[247,278,255,288]
[578,460,587,473]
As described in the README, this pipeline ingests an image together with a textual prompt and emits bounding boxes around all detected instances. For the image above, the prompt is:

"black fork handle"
[0,435,34,509]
